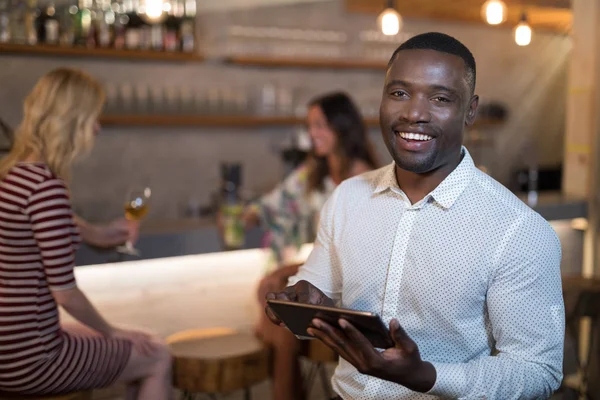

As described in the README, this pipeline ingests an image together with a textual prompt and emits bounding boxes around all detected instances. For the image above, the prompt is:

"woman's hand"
[109,327,159,355]
[104,218,139,246]
[257,273,284,306]
[74,215,139,249]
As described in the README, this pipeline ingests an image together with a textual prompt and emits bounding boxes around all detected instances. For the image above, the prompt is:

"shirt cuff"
[287,275,301,287]
[426,362,468,398]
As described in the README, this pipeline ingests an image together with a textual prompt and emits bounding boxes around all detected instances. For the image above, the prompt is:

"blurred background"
[2,0,599,398]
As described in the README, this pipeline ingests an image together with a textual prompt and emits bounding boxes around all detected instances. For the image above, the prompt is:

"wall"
[0,0,570,222]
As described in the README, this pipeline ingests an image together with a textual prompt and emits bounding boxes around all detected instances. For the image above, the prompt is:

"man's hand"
[307,318,436,393]
[264,280,334,326]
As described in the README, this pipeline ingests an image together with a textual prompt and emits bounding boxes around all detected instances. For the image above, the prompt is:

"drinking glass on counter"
[116,186,151,256]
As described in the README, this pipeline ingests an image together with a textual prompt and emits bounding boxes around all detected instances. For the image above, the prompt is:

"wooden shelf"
[99,114,504,129]
[0,43,204,62]
[100,115,308,127]
[225,55,387,70]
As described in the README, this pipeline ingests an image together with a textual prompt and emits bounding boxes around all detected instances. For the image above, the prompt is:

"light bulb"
[481,0,507,25]
[514,18,532,46]
[140,0,167,23]
[377,8,402,36]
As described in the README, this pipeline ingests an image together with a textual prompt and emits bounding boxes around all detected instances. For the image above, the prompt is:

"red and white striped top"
[0,162,81,376]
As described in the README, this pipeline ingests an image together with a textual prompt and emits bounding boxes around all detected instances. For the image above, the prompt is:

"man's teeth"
[398,132,433,141]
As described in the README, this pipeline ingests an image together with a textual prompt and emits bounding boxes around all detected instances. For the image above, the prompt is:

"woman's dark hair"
[306,91,379,192]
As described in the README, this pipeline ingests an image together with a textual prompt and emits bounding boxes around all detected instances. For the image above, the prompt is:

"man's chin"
[393,155,437,175]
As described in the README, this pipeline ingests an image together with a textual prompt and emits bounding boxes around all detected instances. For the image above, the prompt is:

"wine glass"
[116,186,151,256]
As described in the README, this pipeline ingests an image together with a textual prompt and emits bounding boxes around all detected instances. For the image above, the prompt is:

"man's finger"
[339,318,380,359]
[389,319,417,352]
[264,305,282,325]
[308,325,357,366]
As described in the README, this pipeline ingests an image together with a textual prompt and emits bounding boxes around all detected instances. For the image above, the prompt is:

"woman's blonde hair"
[0,67,105,181]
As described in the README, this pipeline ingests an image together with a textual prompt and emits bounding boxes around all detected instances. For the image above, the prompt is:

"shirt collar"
[373,146,476,210]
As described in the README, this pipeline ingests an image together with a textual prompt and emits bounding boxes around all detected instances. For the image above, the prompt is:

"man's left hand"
[307,318,436,393]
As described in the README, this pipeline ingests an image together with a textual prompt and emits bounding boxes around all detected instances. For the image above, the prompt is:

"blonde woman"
[0,68,172,399]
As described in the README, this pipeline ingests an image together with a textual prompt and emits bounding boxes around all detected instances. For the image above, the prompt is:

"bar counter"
[63,244,314,338]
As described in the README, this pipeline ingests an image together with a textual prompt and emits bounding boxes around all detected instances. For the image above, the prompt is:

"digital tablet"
[267,299,394,349]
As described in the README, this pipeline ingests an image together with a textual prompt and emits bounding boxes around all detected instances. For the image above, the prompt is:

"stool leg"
[244,388,251,400]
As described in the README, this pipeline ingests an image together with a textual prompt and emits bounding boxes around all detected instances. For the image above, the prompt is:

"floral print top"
[252,163,336,271]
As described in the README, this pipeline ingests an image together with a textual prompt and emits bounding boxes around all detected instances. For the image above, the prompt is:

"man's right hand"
[264,280,334,326]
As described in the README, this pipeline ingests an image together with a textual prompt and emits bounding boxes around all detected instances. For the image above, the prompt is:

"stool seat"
[0,391,92,399]
[167,327,271,394]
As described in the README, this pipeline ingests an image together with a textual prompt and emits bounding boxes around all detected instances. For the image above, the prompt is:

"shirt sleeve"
[287,183,343,302]
[428,211,564,399]
[25,177,78,291]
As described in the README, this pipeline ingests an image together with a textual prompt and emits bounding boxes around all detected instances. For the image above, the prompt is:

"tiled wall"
[0,0,570,222]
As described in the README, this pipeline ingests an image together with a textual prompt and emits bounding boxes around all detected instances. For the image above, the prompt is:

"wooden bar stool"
[0,391,92,400]
[166,327,271,400]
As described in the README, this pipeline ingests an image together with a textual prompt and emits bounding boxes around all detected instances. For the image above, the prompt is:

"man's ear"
[466,95,479,126]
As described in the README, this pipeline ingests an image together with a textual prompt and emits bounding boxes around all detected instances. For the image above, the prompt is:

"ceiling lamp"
[514,12,532,46]
[378,0,402,36]
[481,0,507,25]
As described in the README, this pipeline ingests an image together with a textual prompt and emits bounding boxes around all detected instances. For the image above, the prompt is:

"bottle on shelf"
[179,0,194,52]
[9,0,27,44]
[94,0,111,47]
[24,0,38,45]
[162,0,181,51]
[110,0,127,48]
[57,2,77,46]
[74,0,92,46]
[124,0,143,50]
[219,163,246,251]
[36,3,59,44]
[0,0,9,43]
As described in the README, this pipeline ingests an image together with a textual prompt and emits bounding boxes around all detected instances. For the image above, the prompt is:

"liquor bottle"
[179,0,194,52]
[36,3,59,44]
[0,0,10,43]
[74,0,92,46]
[94,0,110,47]
[162,0,180,51]
[124,0,142,50]
[9,0,26,43]
[58,2,77,46]
[110,0,126,48]
[219,163,245,251]
[24,0,38,44]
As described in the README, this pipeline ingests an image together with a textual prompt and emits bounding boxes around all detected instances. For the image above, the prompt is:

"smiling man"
[265,32,565,399]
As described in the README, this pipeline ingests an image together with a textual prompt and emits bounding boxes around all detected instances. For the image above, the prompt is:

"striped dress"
[0,163,132,395]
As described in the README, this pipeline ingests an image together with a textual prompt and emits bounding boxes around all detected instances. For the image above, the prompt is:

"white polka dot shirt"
[289,147,564,399]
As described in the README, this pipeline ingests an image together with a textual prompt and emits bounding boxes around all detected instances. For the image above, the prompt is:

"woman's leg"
[116,336,173,400]
[259,312,305,400]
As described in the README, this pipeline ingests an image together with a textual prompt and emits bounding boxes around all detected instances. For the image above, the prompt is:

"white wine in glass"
[116,187,151,256]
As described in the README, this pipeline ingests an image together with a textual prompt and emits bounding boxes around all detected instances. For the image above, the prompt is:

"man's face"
[379,49,478,174]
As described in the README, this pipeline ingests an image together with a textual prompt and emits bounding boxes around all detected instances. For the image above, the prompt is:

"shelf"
[99,115,309,127]
[225,55,388,70]
[0,43,204,62]
[99,114,504,129]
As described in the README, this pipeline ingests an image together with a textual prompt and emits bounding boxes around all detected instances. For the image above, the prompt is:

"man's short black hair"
[388,32,476,94]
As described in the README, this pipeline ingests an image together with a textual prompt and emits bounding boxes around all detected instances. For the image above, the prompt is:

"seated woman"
[1,116,138,249]
[248,91,379,400]
[0,68,172,399]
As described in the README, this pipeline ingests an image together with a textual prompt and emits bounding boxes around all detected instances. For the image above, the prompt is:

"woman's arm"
[26,178,116,336]
[74,215,138,248]
[52,287,114,336]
